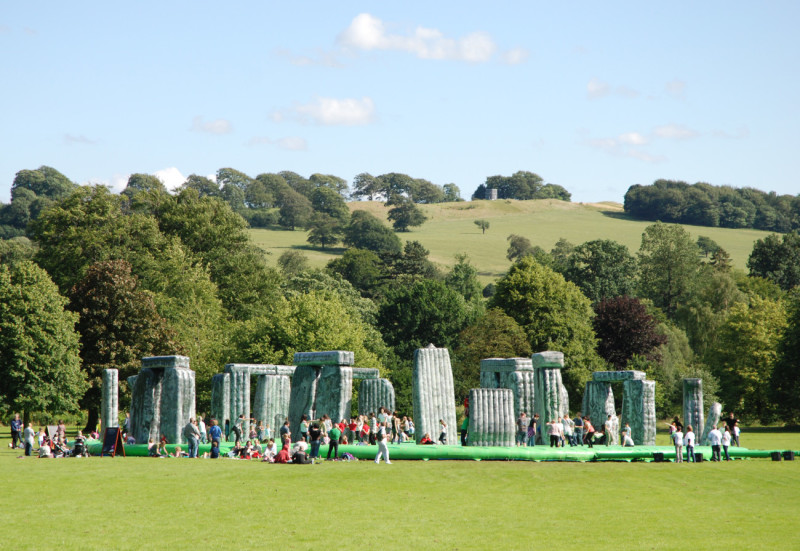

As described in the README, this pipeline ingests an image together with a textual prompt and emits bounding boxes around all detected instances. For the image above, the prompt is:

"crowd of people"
[8,409,744,463]
[669,412,741,462]
[7,414,89,458]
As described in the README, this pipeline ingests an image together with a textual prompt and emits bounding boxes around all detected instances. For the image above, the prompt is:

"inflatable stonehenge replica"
[100,348,714,449]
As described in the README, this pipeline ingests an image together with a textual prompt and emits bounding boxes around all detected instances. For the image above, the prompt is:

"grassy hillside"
[250,199,773,282]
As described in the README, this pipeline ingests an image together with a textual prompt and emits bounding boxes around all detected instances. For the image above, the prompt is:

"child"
[438,419,448,445]
[722,427,732,460]
[210,440,220,459]
[672,426,684,462]
[622,423,635,447]
[420,433,434,445]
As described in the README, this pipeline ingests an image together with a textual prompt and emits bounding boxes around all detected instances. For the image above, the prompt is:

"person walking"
[374,421,391,464]
[708,425,723,462]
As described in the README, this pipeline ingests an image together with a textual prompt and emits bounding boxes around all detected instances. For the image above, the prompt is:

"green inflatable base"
[86,440,799,462]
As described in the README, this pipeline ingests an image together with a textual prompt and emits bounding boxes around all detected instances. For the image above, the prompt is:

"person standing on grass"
[10,413,22,449]
[208,419,222,445]
[183,418,201,458]
[374,421,391,464]
[23,422,35,456]
[733,421,741,447]
[516,412,528,446]
[327,421,341,460]
[308,421,322,460]
[684,425,696,462]
[460,415,469,446]
[198,417,206,444]
[672,426,684,462]
[708,425,722,461]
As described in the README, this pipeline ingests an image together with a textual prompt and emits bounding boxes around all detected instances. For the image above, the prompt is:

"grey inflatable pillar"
[161,360,196,445]
[129,356,195,445]
[682,378,704,438]
[101,369,119,435]
[228,367,251,427]
[479,358,535,419]
[210,373,230,428]
[288,365,320,438]
[412,345,457,444]
[253,375,291,432]
[533,351,569,443]
[621,379,656,445]
[700,402,722,444]
[315,366,353,423]
[358,378,396,415]
[468,388,515,447]
[583,381,618,445]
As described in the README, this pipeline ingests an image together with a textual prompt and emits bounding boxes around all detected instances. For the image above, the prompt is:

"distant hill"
[249,199,773,283]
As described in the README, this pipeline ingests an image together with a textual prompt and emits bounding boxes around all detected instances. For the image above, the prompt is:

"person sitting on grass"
[172,445,184,458]
[263,439,277,461]
[419,433,434,445]
[38,438,53,458]
[273,443,291,464]
[209,440,220,459]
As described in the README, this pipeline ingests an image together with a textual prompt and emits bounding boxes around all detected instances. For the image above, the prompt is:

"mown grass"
[250,200,772,283]
[2,430,798,550]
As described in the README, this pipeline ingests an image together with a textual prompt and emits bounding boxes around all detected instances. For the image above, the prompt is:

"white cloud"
[618,132,649,146]
[665,79,686,99]
[338,13,502,63]
[247,136,308,151]
[584,130,665,163]
[64,134,96,145]
[587,78,640,100]
[191,116,233,135]
[587,78,610,99]
[274,96,376,126]
[654,124,698,140]
[501,47,529,65]
[153,167,187,191]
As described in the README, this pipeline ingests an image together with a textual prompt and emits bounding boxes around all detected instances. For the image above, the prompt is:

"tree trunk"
[84,407,99,434]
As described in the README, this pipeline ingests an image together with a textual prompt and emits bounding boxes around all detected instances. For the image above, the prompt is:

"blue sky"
[2,2,798,203]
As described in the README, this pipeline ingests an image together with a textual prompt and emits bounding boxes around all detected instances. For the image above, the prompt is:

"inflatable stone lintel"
[591,370,646,382]
[531,351,565,369]
[141,355,191,370]
[480,358,534,373]
[293,350,354,367]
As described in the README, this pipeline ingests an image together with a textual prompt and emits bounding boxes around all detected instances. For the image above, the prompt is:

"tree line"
[624,179,800,232]
[2,166,800,429]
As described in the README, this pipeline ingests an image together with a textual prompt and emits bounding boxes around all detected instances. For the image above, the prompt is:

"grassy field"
[250,200,773,283]
[2,429,798,550]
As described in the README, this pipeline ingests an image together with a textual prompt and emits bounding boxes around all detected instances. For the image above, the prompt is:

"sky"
[2,2,798,204]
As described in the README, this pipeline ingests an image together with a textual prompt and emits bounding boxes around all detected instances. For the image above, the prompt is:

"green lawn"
[250,200,773,283]
[2,429,798,550]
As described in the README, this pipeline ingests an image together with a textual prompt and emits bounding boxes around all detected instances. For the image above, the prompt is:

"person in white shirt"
[672,428,684,462]
[198,418,207,444]
[562,415,575,446]
[684,426,696,462]
[621,423,635,447]
[707,425,723,461]
[721,427,732,461]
